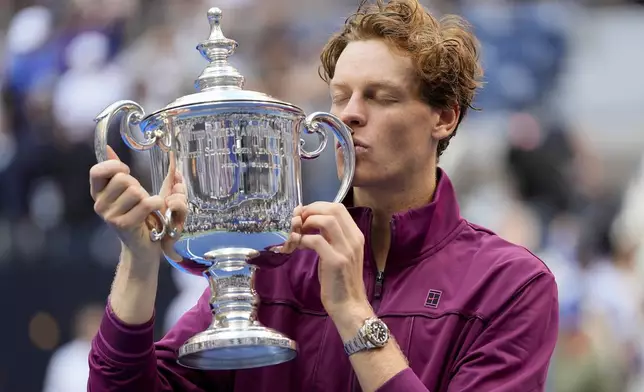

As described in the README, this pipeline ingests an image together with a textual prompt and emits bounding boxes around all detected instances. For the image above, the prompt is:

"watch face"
[366,319,389,346]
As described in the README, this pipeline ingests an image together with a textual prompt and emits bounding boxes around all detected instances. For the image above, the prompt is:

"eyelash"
[332,95,397,105]
[376,96,397,103]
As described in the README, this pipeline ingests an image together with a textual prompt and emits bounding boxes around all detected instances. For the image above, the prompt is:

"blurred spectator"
[164,270,209,333]
[42,304,104,392]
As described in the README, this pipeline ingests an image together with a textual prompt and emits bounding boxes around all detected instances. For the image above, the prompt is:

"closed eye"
[331,95,349,104]
[376,95,399,103]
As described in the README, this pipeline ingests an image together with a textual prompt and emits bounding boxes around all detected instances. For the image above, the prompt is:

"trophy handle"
[94,100,175,242]
[301,112,356,203]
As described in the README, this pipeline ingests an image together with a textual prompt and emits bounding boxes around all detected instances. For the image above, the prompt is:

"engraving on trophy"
[172,112,299,238]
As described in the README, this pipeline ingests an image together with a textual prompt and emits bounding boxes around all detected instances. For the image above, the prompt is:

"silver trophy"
[93,7,355,370]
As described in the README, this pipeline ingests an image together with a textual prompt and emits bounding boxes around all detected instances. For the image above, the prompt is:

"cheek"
[384,123,425,159]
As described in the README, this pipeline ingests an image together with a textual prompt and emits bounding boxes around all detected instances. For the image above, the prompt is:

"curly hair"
[319,0,484,157]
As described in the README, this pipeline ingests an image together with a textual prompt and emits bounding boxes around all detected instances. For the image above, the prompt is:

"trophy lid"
[153,7,299,114]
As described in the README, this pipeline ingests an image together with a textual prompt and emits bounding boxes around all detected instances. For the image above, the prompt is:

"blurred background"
[0,0,643,391]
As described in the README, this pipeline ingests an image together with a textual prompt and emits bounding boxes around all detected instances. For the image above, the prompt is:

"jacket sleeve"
[88,288,234,391]
[375,368,430,392]
[447,273,559,392]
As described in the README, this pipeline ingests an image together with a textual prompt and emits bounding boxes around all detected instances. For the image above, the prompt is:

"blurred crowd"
[1,0,644,391]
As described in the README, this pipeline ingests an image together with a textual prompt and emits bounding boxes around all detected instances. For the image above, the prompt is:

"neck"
[352,169,437,271]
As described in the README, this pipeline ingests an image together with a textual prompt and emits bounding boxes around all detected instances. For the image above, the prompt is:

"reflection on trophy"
[93,7,356,370]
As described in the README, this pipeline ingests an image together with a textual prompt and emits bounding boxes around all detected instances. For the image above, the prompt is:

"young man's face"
[329,39,444,189]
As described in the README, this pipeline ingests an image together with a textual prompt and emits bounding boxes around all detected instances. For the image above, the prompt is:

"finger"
[298,233,337,261]
[160,152,177,198]
[110,195,165,231]
[280,216,303,254]
[161,193,184,260]
[301,202,353,225]
[165,193,188,230]
[301,201,360,238]
[291,214,302,232]
[171,180,186,196]
[277,231,302,254]
[89,160,131,199]
[106,145,120,161]
[96,173,141,207]
[102,186,148,219]
[300,201,334,218]
[301,215,346,245]
[283,231,302,254]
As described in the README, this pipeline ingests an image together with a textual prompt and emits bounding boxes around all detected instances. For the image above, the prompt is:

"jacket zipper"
[372,270,385,312]
[350,221,394,392]
[350,270,385,392]
[372,219,394,312]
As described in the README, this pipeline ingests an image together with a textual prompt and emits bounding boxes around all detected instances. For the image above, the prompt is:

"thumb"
[159,152,177,198]
[106,145,121,161]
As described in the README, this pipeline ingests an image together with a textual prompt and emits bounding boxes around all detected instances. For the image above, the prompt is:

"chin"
[336,156,391,187]
[345,167,386,188]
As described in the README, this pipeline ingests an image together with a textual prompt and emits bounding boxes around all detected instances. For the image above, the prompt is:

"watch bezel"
[364,317,389,347]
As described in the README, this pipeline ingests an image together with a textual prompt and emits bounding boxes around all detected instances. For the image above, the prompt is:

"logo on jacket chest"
[424,289,442,309]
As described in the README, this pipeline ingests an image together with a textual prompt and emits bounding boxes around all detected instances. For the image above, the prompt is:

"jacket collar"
[344,168,464,268]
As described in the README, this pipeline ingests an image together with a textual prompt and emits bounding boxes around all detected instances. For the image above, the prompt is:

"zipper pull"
[374,270,384,299]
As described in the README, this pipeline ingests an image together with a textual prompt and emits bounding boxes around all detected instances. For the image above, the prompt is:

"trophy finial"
[207,7,224,39]
[195,7,245,91]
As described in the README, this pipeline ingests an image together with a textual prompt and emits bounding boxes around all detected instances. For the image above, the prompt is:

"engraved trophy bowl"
[93,7,356,370]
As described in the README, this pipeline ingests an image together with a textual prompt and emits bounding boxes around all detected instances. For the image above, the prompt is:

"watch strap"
[343,329,375,355]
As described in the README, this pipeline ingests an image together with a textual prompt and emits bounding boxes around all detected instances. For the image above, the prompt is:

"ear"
[430,103,460,142]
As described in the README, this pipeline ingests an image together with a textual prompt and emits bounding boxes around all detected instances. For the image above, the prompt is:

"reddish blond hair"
[319,0,484,156]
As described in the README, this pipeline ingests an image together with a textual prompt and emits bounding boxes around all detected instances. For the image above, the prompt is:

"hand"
[281,202,370,317]
[89,146,187,264]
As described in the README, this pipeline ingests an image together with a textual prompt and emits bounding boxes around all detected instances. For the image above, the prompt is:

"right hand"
[89,146,188,263]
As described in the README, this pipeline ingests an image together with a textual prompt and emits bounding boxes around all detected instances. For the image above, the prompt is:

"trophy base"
[177,323,297,370]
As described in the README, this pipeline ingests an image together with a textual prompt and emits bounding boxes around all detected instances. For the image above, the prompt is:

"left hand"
[280,202,369,317]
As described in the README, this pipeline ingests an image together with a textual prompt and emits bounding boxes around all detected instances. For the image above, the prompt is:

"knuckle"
[118,162,131,173]
[172,183,187,195]
[93,200,105,214]
[320,215,335,228]
[128,185,147,200]
[101,210,117,225]
[110,172,126,185]
[89,164,102,179]
[113,172,138,187]
[311,234,325,246]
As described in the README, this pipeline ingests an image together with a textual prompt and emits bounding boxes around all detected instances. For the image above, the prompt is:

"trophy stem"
[177,248,297,370]
[205,248,261,330]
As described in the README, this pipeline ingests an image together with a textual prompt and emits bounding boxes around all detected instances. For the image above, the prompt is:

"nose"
[338,97,367,129]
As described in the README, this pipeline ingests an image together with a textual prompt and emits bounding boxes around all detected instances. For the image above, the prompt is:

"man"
[87,0,559,391]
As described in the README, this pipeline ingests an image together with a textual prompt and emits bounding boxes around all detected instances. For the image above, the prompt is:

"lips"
[336,139,368,150]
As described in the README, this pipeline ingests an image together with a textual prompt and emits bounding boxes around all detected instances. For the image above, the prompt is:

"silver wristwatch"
[343,317,390,356]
